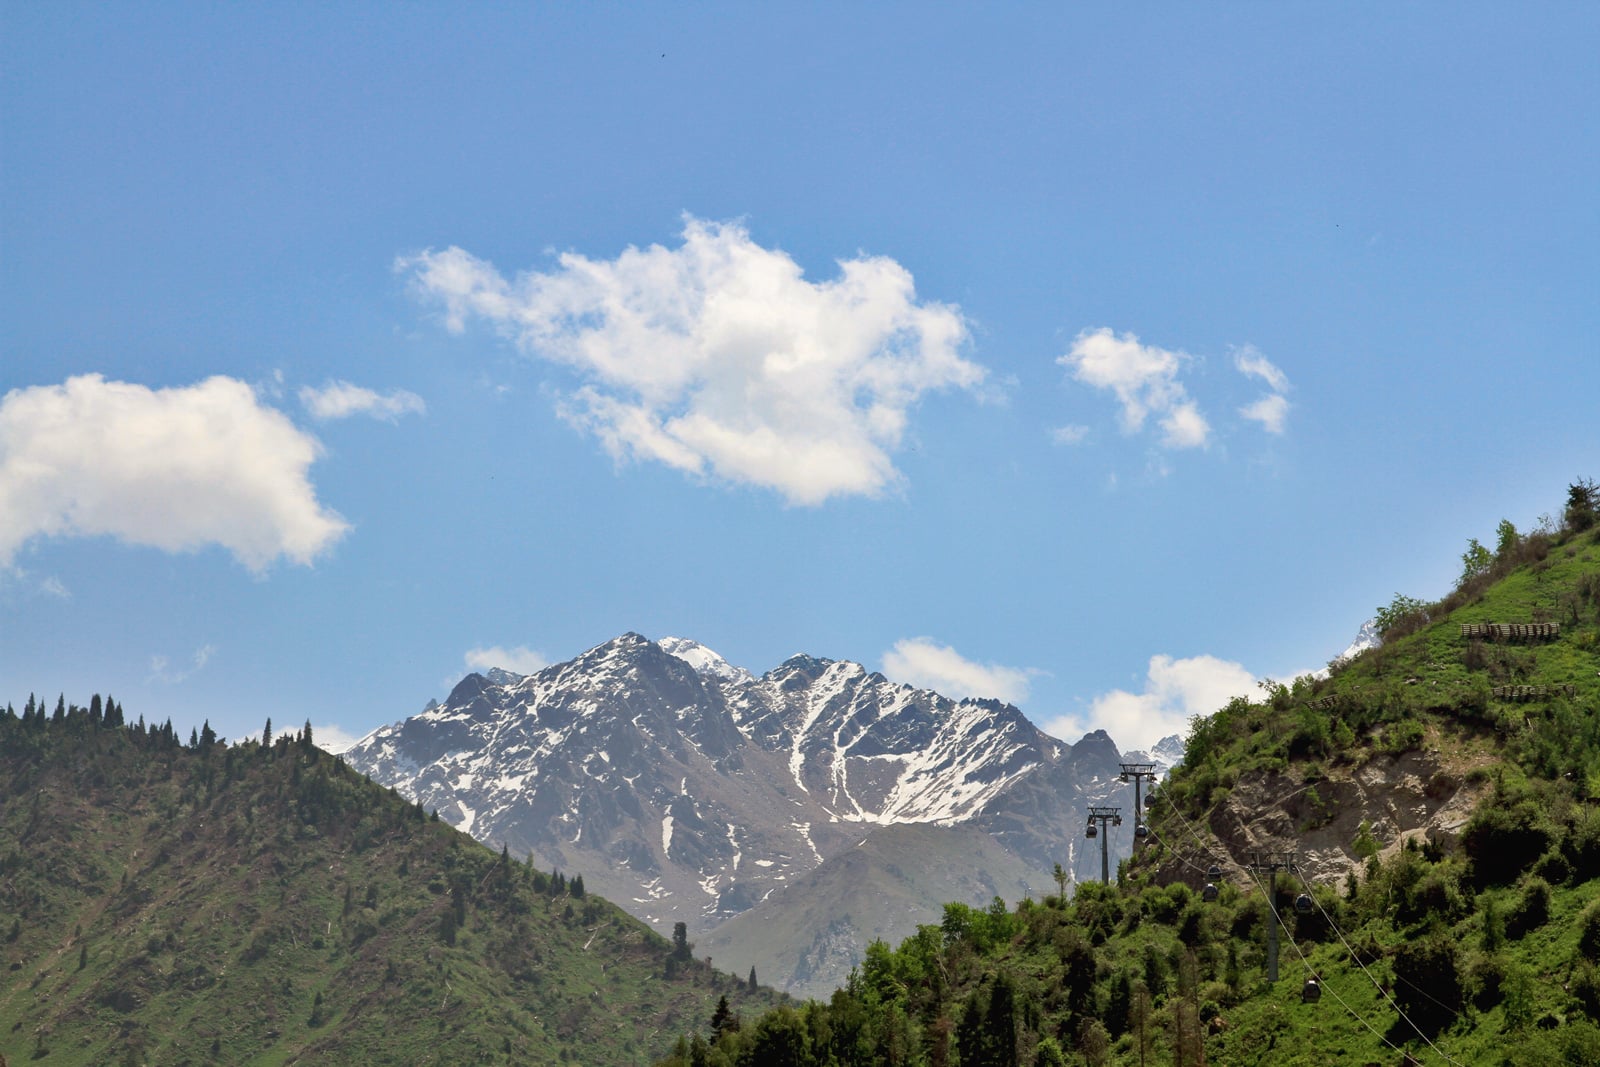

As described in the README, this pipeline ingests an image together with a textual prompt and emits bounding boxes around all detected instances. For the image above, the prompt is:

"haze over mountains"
[345,633,1170,996]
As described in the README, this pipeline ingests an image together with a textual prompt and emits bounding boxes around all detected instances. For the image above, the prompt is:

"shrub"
[1575,961,1600,1021]
[1391,932,1463,1038]
[1468,952,1509,1010]
[1506,876,1551,938]
[1463,792,1553,886]
[1384,719,1426,755]
[1580,900,1600,962]
[1375,593,1430,640]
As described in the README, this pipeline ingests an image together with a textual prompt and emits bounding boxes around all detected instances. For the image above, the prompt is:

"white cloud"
[1239,392,1290,434]
[0,375,348,571]
[149,643,216,685]
[1233,345,1289,392]
[300,380,426,422]
[1050,424,1090,446]
[310,722,365,754]
[1160,402,1211,449]
[0,564,72,599]
[1039,653,1257,751]
[400,216,985,505]
[1059,328,1209,449]
[465,645,550,676]
[881,637,1038,704]
[1233,345,1291,433]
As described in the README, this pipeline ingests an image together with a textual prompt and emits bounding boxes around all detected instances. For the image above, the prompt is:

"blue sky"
[3,5,1596,753]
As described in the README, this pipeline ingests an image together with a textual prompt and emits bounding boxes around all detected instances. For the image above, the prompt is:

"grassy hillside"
[0,710,782,1066]
[653,485,1600,1066]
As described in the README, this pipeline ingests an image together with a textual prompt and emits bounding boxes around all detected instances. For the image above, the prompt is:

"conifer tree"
[262,717,273,747]
[671,921,692,962]
[710,995,736,1040]
[747,965,758,992]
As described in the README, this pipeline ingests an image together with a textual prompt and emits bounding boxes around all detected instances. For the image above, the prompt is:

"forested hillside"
[0,706,780,1066]
[654,482,1600,1066]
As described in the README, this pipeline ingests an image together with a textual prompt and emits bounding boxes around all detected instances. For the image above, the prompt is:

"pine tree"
[571,874,585,898]
[262,717,273,747]
[710,995,736,1040]
[671,921,692,962]
[748,966,757,992]
[200,720,216,748]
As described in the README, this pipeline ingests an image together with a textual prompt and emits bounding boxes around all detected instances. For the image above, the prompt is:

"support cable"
[1292,868,1471,1052]
[1242,866,1420,1064]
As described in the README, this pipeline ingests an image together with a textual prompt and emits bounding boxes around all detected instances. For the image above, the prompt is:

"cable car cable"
[1244,866,1426,1064]
[1288,869,1463,1065]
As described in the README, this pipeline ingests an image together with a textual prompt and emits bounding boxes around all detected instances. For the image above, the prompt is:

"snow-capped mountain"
[1124,733,1185,780]
[345,633,1140,995]
[1335,618,1382,664]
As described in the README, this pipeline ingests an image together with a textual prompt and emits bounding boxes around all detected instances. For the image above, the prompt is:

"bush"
[1506,877,1551,938]
[1575,961,1600,1021]
[1467,952,1509,1010]
[1580,900,1600,962]
[1463,793,1553,886]
[1375,593,1430,640]
[1392,932,1463,1038]
[1383,719,1426,755]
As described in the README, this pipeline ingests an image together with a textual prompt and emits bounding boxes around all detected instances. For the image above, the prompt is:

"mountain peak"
[658,636,754,685]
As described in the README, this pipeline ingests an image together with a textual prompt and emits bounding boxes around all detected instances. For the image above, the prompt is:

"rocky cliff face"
[346,633,1145,994]
[1150,745,1490,892]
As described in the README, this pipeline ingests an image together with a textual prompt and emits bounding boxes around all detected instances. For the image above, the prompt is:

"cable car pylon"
[1119,762,1158,842]
[1084,806,1122,884]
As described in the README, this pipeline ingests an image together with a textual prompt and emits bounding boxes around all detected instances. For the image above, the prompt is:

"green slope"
[0,714,782,1066]
[654,487,1600,1066]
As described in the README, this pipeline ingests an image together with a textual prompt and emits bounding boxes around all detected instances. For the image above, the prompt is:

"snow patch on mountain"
[660,636,755,685]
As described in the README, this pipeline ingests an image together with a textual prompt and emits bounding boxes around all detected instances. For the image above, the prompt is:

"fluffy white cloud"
[1039,653,1257,751]
[400,217,984,505]
[1059,328,1210,449]
[465,645,550,676]
[1160,402,1210,449]
[881,638,1038,704]
[310,722,364,754]
[300,380,425,421]
[0,375,349,571]
[1239,392,1290,434]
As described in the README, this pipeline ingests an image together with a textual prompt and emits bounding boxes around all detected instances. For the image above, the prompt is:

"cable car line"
[1241,865,1423,1061]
